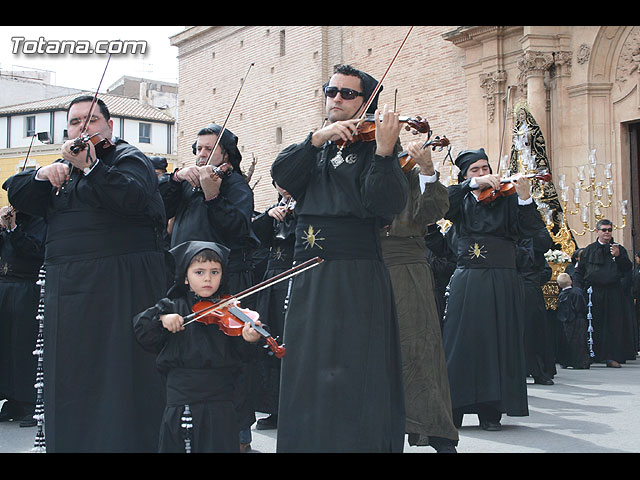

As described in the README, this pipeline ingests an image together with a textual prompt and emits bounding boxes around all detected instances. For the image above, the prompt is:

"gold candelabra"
[553,149,627,237]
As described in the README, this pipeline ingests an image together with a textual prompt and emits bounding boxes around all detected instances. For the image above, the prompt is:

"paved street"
[2,359,638,453]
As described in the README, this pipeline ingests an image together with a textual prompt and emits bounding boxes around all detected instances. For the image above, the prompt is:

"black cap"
[455,148,490,182]
[149,156,168,172]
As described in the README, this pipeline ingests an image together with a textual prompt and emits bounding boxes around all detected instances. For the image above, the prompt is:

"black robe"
[250,204,297,415]
[0,212,46,409]
[4,139,167,452]
[442,180,540,418]
[556,287,591,369]
[424,223,457,326]
[516,222,556,381]
[574,240,636,363]
[271,133,408,452]
[632,265,640,352]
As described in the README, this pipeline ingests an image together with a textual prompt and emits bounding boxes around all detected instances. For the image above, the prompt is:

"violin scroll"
[398,131,451,173]
[211,162,233,179]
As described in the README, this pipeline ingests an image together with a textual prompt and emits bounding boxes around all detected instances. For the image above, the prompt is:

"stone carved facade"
[480,70,507,122]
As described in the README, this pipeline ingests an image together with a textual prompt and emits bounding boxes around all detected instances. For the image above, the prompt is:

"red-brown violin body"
[191,295,285,359]
[191,295,245,335]
[335,114,430,147]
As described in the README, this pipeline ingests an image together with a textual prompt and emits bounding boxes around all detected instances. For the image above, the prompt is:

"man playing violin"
[271,64,408,453]
[4,95,167,452]
[310,72,400,157]
[36,97,114,188]
[160,124,259,291]
[441,148,540,432]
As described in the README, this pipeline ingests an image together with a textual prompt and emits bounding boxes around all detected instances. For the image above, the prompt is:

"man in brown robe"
[381,141,458,452]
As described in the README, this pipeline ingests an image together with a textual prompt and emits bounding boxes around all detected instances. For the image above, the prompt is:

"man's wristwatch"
[83,157,98,175]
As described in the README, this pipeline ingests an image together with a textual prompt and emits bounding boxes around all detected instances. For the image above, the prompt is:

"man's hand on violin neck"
[61,138,97,170]
[175,165,201,188]
[512,174,532,200]
[199,165,222,201]
[407,141,435,175]
[374,105,401,157]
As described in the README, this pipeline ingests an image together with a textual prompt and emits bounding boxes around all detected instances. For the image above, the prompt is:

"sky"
[0,26,184,91]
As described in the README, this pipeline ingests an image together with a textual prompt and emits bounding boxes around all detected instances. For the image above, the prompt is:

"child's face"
[185,259,222,298]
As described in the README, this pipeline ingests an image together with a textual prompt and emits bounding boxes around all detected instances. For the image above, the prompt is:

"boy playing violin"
[133,240,263,453]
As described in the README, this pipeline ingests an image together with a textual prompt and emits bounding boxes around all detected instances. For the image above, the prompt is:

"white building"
[0,91,176,156]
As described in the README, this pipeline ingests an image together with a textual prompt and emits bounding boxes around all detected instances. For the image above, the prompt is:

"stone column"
[517,50,554,140]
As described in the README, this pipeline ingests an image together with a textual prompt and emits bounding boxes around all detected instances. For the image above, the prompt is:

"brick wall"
[172,26,467,211]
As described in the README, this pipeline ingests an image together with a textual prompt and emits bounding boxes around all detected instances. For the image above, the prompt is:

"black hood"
[192,123,243,172]
[167,240,230,298]
[322,66,382,115]
[455,148,491,182]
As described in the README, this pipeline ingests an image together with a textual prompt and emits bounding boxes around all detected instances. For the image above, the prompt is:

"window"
[25,116,35,137]
[280,30,286,56]
[139,122,151,143]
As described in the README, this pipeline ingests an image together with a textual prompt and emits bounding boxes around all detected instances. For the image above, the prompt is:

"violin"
[181,256,324,357]
[210,161,233,178]
[190,295,286,359]
[398,128,451,173]
[70,131,115,155]
[190,161,233,194]
[477,171,552,204]
[277,196,296,216]
[0,205,16,232]
[335,114,430,147]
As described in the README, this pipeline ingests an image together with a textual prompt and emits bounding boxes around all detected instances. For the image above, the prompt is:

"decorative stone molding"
[615,26,640,88]
[517,51,555,94]
[479,70,507,122]
[577,44,591,64]
[551,50,573,78]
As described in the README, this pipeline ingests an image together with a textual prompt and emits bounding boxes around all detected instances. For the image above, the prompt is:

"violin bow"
[183,256,324,325]
[71,52,113,153]
[355,26,413,122]
[22,134,36,170]
[205,62,255,168]
[497,85,513,173]
[1,135,35,230]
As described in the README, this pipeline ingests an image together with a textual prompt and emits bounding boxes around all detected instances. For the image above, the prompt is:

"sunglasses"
[324,86,364,100]
[599,228,613,232]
